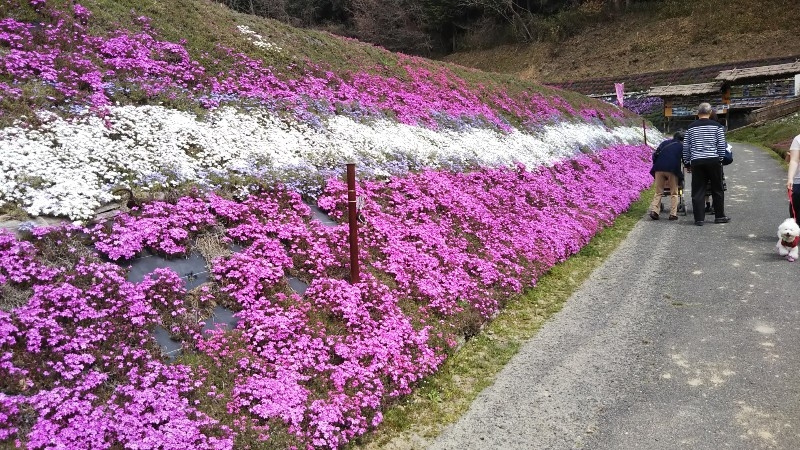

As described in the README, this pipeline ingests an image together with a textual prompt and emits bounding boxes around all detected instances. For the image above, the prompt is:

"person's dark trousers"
[691,158,724,223]
[791,183,800,218]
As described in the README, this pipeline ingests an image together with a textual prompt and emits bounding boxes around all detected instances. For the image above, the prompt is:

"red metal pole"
[643,119,647,146]
[346,163,359,284]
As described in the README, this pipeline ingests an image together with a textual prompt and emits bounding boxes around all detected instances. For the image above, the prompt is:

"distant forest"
[215,0,652,56]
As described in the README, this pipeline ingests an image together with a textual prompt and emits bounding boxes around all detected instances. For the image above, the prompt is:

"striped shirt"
[682,118,727,164]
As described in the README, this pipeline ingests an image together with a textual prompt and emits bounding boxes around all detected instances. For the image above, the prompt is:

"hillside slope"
[0,0,659,449]
[0,0,651,219]
[442,0,800,85]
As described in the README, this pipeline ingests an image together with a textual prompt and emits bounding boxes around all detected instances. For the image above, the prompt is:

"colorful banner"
[615,82,624,108]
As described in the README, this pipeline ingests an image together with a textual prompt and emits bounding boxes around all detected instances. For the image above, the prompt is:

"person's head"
[697,102,713,118]
[673,129,686,141]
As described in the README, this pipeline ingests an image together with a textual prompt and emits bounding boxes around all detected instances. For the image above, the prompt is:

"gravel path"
[428,142,800,450]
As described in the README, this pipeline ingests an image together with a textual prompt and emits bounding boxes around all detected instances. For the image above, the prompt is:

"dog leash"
[789,188,797,219]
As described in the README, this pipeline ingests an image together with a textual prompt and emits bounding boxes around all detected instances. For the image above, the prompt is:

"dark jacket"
[651,138,683,177]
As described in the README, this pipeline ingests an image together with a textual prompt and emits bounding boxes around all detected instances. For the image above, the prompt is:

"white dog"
[776,218,800,262]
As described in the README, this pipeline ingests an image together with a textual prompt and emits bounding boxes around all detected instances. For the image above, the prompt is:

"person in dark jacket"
[682,102,730,226]
[649,129,685,220]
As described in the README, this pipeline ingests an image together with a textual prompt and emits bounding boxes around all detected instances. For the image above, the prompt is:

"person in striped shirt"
[682,102,730,226]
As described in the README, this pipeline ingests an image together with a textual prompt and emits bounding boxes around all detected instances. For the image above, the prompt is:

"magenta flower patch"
[0,1,626,130]
[0,143,651,448]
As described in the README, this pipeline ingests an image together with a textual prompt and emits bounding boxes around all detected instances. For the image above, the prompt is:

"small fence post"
[346,163,360,284]
[643,119,648,146]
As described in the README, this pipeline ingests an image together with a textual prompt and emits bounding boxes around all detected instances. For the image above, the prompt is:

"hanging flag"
[614,82,624,108]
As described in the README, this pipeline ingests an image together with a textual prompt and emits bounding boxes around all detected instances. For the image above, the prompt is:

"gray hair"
[697,102,713,115]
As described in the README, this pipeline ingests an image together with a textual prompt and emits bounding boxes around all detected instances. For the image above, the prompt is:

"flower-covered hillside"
[0,0,654,220]
[0,0,660,448]
[0,146,653,449]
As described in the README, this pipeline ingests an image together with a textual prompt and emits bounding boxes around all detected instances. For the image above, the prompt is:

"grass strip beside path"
[350,188,653,450]
[727,112,800,161]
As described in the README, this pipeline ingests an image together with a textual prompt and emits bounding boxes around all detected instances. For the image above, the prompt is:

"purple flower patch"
[0,143,651,448]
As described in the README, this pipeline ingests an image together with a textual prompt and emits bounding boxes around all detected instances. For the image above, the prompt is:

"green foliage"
[728,112,800,159]
[0,80,64,128]
[0,0,40,22]
[642,109,665,130]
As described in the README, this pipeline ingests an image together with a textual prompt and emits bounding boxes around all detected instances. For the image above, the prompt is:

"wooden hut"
[716,62,800,128]
[647,81,726,132]
[716,62,800,108]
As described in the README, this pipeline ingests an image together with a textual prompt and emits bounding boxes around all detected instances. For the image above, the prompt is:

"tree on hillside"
[458,0,535,41]
[349,0,433,54]
[212,0,642,55]
[610,0,631,11]
[214,0,290,21]
[284,0,351,28]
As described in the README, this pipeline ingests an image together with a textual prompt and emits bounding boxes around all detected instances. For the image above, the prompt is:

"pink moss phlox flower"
[91,196,216,260]
[1,3,626,129]
[213,237,293,307]
[318,144,652,321]
[138,267,210,343]
[20,364,233,449]
[0,393,20,441]
[0,144,651,448]
[0,232,62,285]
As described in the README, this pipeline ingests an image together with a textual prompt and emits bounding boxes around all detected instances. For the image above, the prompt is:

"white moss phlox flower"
[0,105,659,219]
[236,25,282,52]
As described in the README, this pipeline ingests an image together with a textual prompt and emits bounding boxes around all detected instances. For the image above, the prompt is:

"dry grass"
[0,205,32,222]
[34,232,97,270]
[186,282,218,321]
[443,0,800,84]
[0,284,32,311]
[194,228,232,270]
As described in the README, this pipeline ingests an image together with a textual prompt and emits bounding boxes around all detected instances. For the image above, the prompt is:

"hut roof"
[647,81,724,97]
[716,61,800,81]
[546,54,800,95]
